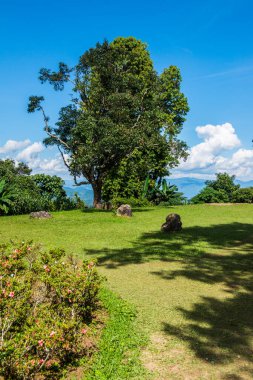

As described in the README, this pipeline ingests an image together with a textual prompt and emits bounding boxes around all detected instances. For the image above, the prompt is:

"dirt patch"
[141,332,253,380]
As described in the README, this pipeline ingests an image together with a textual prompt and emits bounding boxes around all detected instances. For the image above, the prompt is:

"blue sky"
[0,0,253,180]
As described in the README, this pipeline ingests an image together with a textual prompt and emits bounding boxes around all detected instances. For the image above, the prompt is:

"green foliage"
[191,187,230,204]
[32,174,66,201]
[232,187,253,203]
[0,241,101,379]
[28,37,189,207]
[0,180,15,215]
[0,160,84,215]
[31,174,82,211]
[0,159,45,215]
[191,173,241,204]
[205,173,240,199]
[142,176,186,205]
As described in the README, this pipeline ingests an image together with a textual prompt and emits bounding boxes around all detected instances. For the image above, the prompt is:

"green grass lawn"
[1,204,253,379]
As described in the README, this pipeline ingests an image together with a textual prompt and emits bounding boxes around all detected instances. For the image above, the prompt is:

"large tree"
[28,37,189,207]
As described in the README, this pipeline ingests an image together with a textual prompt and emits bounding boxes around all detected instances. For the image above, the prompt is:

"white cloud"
[215,149,253,178]
[16,142,45,161]
[170,172,216,180]
[28,157,68,174]
[0,139,31,154]
[179,123,241,170]
[174,122,253,180]
[0,139,70,177]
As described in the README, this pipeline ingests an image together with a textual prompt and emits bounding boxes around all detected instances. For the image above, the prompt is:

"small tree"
[191,187,229,204]
[32,174,68,209]
[28,37,189,208]
[205,173,240,200]
[191,172,240,204]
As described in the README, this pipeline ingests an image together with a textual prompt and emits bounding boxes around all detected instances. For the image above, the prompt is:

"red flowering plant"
[0,241,101,379]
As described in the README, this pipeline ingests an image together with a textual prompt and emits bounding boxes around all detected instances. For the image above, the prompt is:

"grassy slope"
[1,205,253,379]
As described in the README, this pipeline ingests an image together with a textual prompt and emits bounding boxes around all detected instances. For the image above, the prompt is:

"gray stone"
[161,213,182,232]
[30,211,52,219]
[116,204,132,217]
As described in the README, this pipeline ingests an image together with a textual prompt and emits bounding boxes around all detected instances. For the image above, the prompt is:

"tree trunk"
[92,182,102,209]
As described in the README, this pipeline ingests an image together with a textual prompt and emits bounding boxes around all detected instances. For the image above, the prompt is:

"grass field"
[1,204,253,379]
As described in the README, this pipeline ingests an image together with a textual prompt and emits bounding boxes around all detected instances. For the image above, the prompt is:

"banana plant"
[0,179,15,215]
[142,176,186,205]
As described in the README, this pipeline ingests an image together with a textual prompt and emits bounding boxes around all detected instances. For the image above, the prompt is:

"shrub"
[232,187,253,203]
[9,189,49,215]
[0,241,101,379]
[191,172,241,204]
[191,187,229,204]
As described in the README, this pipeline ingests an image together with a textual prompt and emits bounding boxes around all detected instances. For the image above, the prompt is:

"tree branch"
[40,106,71,150]
[57,146,70,169]
[73,175,90,186]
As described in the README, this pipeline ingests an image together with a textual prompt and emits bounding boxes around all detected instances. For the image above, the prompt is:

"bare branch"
[57,146,70,169]
[40,106,71,150]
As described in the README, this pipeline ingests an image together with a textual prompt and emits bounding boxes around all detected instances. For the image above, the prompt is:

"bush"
[0,241,101,379]
[191,187,229,204]
[232,187,253,203]
[111,197,151,208]
[9,189,49,215]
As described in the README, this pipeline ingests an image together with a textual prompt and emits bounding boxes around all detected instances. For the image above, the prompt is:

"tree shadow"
[163,290,253,365]
[85,221,253,374]
[85,222,253,269]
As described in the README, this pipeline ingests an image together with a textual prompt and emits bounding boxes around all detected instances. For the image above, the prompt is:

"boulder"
[161,213,182,232]
[116,204,132,217]
[30,211,52,219]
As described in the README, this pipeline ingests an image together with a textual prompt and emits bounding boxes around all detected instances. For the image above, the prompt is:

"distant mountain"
[64,184,93,206]
[168,178,206,199]
[168,178,253,199]
[64,178,253,205]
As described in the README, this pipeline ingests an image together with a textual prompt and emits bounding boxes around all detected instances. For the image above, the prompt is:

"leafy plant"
[0,180,14,215]
[142,176,186,205]
[0,241,101,379]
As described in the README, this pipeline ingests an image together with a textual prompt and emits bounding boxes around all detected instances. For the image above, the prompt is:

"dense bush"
[0,160,85,215]
[232,187,253,203]
[0,241,101,379]
[191,173,243,204]
[191,187,230,204]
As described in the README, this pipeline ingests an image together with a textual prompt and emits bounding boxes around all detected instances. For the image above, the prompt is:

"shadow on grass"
[85,222,253,373]
[85,222,253,268]
[163,290,253,366]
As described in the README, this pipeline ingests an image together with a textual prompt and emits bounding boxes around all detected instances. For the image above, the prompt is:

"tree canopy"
[28,37,189,207]
[191,173,246,204]
[0,159,83,214]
